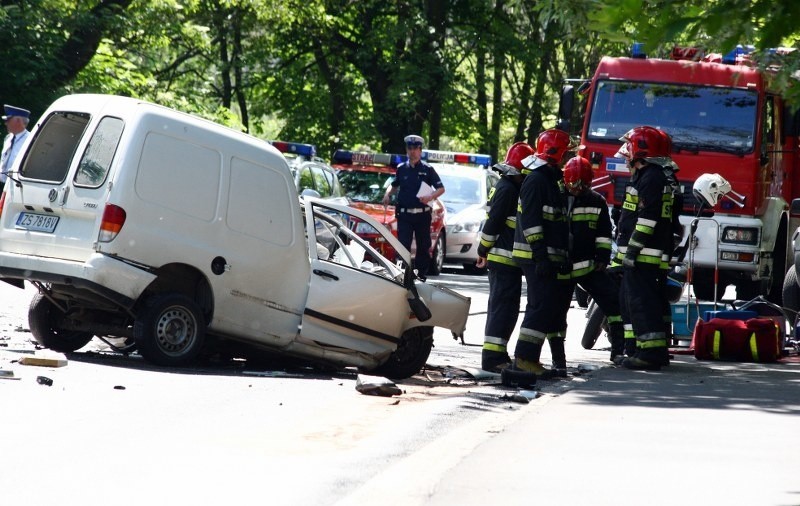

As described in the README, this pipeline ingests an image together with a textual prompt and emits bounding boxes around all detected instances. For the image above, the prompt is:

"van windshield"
[587,81,757,155]
[21,111,91,182]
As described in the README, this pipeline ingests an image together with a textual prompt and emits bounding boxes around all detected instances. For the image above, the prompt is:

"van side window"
[21,111,91,183]
[75,116,124,187]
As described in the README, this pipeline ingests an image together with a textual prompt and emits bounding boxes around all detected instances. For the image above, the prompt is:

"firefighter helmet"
[615,126,671,160]
[563,156,593,193]
[504,142,535,170]
[534,129,574,165]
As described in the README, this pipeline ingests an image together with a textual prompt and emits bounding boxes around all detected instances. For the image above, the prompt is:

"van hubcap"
[155,306,196,353]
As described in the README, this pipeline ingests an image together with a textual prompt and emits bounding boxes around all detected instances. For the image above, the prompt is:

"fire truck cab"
[560,45,800,303]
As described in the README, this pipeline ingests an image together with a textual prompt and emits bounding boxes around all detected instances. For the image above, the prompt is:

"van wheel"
[428,234,445,276]
[134,293,206,366]
[28,293,94,352]
[371,326,433,379]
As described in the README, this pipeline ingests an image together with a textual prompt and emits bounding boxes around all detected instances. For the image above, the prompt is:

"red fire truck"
[560,45,800,303]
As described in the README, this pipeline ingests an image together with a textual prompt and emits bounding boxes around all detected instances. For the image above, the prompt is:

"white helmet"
[693,173,732,208]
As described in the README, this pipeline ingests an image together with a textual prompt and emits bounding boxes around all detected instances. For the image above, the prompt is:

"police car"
[423,150,497,274]
[269,140,347,205]
[331,149,447,275]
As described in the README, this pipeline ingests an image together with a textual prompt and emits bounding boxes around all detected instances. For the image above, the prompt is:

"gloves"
[535,260,553,279]
[623,247,640,268]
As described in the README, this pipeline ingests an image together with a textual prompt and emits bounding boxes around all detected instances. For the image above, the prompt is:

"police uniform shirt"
[1,129,30,182]
[391,160,444,209]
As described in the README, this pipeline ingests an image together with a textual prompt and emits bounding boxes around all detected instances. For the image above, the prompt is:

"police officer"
[1,104,31,191]
[612,126,678,370]
[477,142,534,372]
[563,156,625,363]
[383,134,445,281]
[509,129,574,378]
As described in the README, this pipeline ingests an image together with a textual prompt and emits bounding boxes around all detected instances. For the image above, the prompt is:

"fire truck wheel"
[782,265,800,315]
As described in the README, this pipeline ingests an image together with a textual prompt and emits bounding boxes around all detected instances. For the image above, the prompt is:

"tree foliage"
[14,0,770,161]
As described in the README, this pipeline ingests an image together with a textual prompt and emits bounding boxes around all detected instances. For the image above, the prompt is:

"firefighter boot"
[481,348,512,373]
[547,337,568,378]
[609,323,625,365]
[622,347,665,371]
[513,357,558,380]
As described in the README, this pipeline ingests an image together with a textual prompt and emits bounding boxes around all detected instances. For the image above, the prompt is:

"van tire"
[28,293,94,352]
[371,326,434,379]
[134,293,206,366]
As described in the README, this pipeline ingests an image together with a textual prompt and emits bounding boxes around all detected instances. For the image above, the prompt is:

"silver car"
[427,152,499,274]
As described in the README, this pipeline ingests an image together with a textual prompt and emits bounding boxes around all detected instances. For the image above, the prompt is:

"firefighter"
[563,156,625,363]
[611,126,679,370]
[509,129,574,379]
[476,142,534,372]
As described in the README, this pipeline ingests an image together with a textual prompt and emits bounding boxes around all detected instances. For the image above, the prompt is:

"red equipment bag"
[692,317,781,363]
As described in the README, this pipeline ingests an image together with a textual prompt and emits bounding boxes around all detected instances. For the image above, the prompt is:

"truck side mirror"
[557,85,575,133]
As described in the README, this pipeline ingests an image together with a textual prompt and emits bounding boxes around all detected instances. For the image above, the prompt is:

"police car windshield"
[587,81,757,155]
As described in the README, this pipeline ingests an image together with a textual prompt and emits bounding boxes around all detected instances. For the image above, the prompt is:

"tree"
[0,0,134,117]
[590,0,800,103]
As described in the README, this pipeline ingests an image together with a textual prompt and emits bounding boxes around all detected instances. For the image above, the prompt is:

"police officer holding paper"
[383,134,445,281]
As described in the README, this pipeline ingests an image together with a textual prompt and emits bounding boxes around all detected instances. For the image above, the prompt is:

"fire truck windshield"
[587,80,757,154]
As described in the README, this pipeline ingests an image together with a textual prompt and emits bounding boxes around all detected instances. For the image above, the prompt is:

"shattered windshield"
[587,81,757,154]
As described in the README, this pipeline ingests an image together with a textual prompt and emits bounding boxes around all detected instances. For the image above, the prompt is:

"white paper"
[417,181,434,206]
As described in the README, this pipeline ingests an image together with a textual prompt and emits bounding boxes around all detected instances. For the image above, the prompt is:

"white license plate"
[16,212,60,233]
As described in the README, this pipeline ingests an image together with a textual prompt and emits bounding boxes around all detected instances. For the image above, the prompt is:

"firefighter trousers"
[483,263,523,361]
[620,267,669,360]
[515,263,573,364]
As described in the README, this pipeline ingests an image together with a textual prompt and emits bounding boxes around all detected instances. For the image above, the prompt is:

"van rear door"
[1,110,123,262]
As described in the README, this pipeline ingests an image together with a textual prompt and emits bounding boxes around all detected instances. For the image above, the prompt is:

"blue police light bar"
[269,140,316,158]
[722,44,755,64]
[331,149,407,167]
[631,42,647,59]
[422,149,492,166]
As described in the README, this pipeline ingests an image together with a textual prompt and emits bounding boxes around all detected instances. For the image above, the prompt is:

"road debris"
[19,351,68,368]
[355,374,402,397]
[36,375,53,386]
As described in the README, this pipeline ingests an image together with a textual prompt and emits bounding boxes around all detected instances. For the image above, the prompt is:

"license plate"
[16,212,60,233]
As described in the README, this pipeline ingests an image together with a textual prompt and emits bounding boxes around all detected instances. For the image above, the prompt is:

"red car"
[332,150,446,275]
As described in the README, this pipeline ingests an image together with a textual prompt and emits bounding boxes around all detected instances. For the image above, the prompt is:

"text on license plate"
[16,212,60,233]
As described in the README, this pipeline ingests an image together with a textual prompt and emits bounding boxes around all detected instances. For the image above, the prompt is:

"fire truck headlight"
[721,226,759,245]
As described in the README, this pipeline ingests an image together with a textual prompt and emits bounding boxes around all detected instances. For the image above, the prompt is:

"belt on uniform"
[399,207,431,214]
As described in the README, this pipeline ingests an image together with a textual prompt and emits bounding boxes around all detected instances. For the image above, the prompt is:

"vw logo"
[48,189,58,202]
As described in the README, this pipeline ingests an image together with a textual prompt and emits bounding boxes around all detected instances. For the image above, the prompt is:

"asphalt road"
[0,267,619,506]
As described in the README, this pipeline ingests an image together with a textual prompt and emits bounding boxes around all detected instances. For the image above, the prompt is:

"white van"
[0,94,470,378]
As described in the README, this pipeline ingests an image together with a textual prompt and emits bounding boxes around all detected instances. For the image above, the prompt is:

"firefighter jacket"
[512,164,568,268]
[567,189,613,279]
[613,162,677,270]
[478,176,521,269]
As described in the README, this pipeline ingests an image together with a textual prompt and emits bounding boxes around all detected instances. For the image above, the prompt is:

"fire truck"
[559,45,800,303]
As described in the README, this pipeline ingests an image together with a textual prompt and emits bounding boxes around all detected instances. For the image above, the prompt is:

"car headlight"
[451,221,482,233]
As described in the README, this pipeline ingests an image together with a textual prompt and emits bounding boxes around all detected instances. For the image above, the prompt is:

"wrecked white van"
[0,94,470,378]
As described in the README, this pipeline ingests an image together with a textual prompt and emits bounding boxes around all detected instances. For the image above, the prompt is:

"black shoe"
[482,350,512,373]
[622,356,662,371]
[611,354,626,366]
[551,367,568,378]
[501,366,538,388]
